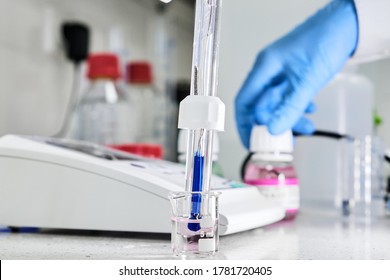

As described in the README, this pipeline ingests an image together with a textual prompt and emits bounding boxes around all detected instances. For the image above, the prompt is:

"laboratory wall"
[0,0,194,136]
[359,60,390,146]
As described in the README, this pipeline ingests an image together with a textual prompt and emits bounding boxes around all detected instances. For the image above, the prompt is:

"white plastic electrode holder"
[250,125,293,153]
[178,95,225,131]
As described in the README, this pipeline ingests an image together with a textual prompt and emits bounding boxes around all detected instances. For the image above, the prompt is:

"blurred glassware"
[126,62,156,144]
[69,53,136,145]
[343,135,385,217]
[244,126,299,220]
[295,66,374,210]
[126,62,178,160]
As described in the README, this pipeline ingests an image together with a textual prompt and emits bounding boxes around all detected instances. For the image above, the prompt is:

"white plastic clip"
[178,95,225,131]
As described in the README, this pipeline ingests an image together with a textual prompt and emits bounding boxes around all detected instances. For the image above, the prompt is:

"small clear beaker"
[169,192,220,256]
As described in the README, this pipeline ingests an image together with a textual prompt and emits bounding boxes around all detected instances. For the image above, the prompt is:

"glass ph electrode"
[184,0,223,195]
[172,0,225,255]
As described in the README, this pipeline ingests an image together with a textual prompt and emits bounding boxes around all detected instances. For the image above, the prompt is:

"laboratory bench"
[1,202,390,260]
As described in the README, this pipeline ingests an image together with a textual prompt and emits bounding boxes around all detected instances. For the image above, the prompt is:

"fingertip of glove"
[305,102,317,114]
[293,119,316,135]
[254,110,271,125]
[267,122,285,136]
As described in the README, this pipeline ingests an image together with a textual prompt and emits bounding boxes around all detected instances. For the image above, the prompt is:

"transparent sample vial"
[169,192,220,256]
[244,125,299,219]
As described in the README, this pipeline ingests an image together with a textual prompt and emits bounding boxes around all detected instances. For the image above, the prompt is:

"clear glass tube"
[190,0,221,98]
[185,0,222,195]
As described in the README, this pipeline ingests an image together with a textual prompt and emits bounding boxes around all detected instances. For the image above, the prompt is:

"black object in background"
[385,177,390,205]
[62,22,90,64]
[175,80,191,106]
[54,22,90,137]
[293,130,354,141]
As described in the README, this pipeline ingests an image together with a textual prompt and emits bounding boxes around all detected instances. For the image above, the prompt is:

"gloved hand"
[235,0,358,149]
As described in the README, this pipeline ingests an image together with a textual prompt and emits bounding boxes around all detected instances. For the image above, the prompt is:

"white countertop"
[1,202,390,260]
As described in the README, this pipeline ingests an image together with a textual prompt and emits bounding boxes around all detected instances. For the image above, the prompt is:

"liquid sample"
[244,164,299,219]
[171,217,218,255]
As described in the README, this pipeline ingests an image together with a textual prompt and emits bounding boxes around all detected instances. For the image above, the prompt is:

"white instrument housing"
[0,135,284,235]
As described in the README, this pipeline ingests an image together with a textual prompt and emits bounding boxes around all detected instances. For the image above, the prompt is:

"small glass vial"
[71,53,135,145]
[169,192,220,256]
[244,126,299,219]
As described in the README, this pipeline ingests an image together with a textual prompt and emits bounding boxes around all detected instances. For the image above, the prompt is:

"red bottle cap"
[108,143,163,159]
[87,53,121,80]
[126,62,153,84]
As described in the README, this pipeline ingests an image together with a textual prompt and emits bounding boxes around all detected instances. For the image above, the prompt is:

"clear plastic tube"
[185,0,222,196]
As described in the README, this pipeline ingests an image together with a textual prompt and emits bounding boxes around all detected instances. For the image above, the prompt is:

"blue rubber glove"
[235,0,358,149]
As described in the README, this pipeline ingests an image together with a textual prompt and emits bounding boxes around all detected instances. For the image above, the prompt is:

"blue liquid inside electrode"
[188,152,204,231]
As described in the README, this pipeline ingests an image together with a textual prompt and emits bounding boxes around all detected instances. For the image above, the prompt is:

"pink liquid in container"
[244,126,299,219]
